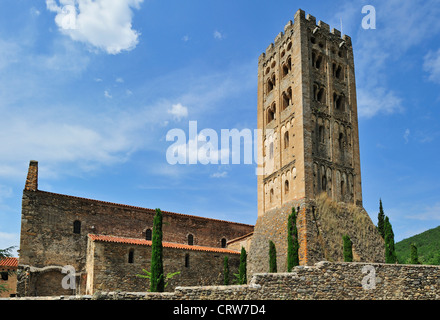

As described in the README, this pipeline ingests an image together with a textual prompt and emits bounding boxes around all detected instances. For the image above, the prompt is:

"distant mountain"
[395,225,440,265]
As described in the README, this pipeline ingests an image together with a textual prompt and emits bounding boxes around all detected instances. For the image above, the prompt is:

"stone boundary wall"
[6,261,440,300]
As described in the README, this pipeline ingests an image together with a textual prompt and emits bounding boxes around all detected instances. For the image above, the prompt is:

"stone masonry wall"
[19,189,253,274]
[248,196,384,275]
[86,239,240,294]
[10,262,440,300]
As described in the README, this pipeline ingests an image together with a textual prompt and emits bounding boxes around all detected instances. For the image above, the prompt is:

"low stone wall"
[7,262,440,300]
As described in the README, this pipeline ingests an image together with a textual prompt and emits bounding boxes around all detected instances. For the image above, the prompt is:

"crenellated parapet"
[258,8,352,66]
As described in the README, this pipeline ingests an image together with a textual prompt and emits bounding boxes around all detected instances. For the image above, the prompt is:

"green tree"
[287,207,299,271]
[136,269,180,289]
[384,216,397,264]
[410,243,420,264]
[150,208,164,292]
[0,246,14,293]
[223,256,230,285]
[377,199,385,238]
[269,240,277,273]
[342,235,353,262]
[237,247,247,285]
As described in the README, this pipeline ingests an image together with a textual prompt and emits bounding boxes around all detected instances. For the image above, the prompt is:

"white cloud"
[0,39,21,70]
[423,49,440,84]
[0,232,20,256]
[213,30,224,40]
[104,90,112,98]
[167,103,188,121]
[357,87,403,119]
[210,171,227,178]
[342,0,440,118]
[0,185,13,198]
[405,202,440,221]
[0,104,155,179]
[403,129,410,144]
[46,0,144,55]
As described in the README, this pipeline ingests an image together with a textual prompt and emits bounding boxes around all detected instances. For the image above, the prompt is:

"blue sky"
[1,0,440,256]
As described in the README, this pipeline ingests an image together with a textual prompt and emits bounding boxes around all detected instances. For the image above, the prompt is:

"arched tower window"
[185,254,190,268]
[338,132,344,150]
[318,125,325,143]
[341,180,345,198]
[317,87,325,103]
[73,220,81,234]
[267,74,275,92]
[322,175,327,192]
[187,234,194,246]
[145,229,152,241]
[284,131,289,149]
[269,142,274,159]
[221,238,227,248]
[128,249,134,264]
[285,180,289,194]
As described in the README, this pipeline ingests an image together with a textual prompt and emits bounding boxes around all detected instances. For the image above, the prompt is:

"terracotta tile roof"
[88,234,240,255]
[0,257,18,268]
[227,232,254,245]
[36,190,254,228]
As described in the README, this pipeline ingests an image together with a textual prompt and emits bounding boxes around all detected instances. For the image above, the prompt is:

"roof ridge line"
[88,234,240,254]
[35,190,254,227]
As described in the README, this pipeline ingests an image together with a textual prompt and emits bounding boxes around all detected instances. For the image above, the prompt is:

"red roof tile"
[227,232,254,245]
[88,234,240,254]
[0,257,18,268]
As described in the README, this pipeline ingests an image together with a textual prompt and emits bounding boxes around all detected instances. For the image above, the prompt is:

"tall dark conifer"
[150,208,164,292]
[342,235,353,262]
[377,199,385,238]
[410,243,420,265]
[269,240,277,273]
[384,216,397,264]
[238,247,247,285]
[287,207,299,271]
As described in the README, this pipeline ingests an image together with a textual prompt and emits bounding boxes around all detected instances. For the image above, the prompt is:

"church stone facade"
[17,161,253,296]
[17,9,385,297]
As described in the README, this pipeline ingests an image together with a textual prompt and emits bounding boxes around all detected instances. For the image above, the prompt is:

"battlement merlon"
[258,8,352,65]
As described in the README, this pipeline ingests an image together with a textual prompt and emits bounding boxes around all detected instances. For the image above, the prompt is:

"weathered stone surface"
[9,262,440,300]
[250,8,383,274]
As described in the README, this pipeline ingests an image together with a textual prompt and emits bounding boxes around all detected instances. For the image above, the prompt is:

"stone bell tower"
[248,9,384,275]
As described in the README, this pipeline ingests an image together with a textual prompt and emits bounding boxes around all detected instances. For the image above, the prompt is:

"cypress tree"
[377,199,385,238]
[269,240,277,273]
[384,216,397,264]
[287,207,299,271]
[342,235,353,262]
[238,247,247,285]
[223,256,230,285]
[150,208,164,292]
[410,243,420,265]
